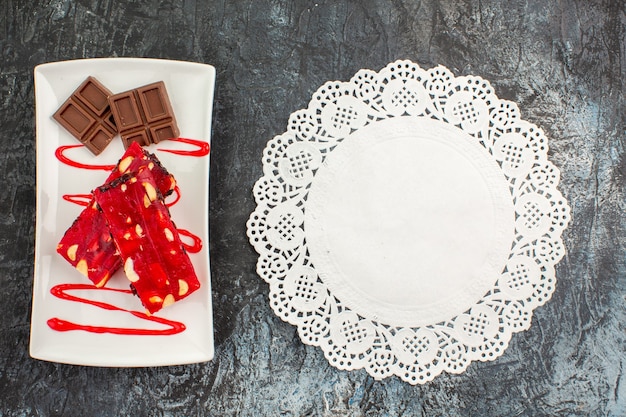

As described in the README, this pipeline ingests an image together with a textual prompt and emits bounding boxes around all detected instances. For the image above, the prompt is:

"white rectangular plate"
[31,58,215,366]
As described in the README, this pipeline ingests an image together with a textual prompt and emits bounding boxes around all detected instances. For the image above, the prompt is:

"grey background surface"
[1,0,624,416]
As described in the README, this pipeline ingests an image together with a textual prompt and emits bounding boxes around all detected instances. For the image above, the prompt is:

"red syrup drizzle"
[165,185,181,207]
[158,138,210,157]
[47,284,186,335]
[55,145,116,171]
[62,194,93,207]
[177,229,203,253]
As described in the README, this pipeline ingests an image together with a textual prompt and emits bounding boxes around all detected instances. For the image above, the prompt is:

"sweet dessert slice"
[53,76,117,155]
[56,142,176,287]
[56,199,121,288]
[107,141,177,193]
[94,167,200,314]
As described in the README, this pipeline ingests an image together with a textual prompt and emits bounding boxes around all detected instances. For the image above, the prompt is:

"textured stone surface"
[0,0,624,415]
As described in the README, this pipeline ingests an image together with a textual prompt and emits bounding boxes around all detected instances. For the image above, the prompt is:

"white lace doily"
[246,60,570,384]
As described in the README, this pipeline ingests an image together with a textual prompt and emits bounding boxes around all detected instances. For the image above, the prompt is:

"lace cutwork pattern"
[247,60,570,384]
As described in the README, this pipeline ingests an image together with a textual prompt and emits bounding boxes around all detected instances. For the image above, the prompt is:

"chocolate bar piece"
[94,167,200,313]
[108,81,179,149]
[57,142,177,287]
[53,77,117,155]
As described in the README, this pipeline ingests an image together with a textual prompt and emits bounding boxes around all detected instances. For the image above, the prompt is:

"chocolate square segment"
[109,81,179,149]
[138,84,169,122]
[110,93,143,130]
[53,77,117,155]
[77,79,110,116]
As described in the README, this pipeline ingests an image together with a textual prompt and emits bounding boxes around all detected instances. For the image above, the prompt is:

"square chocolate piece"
[53,77,117,155]
[108,81,179,149]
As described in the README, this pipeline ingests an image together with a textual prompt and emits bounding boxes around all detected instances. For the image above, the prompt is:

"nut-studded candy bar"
[94,168,200,314]
[53,77,117,155]
[109,81,179,149]
[56,199,121,288]
[56,142,177,287]
[107,142,177,195]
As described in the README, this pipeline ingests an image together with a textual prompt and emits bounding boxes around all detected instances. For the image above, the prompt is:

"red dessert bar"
[56,199,121,288]
[56,142,176,287]
[107,142,177,194]
[94,167,200,314]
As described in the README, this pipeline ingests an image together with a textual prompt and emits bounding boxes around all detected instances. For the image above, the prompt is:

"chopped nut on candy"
[94,167,200,314]
[56,142,176,287]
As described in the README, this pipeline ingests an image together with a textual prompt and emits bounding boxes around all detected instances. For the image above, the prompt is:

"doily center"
[305,117,515,327]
